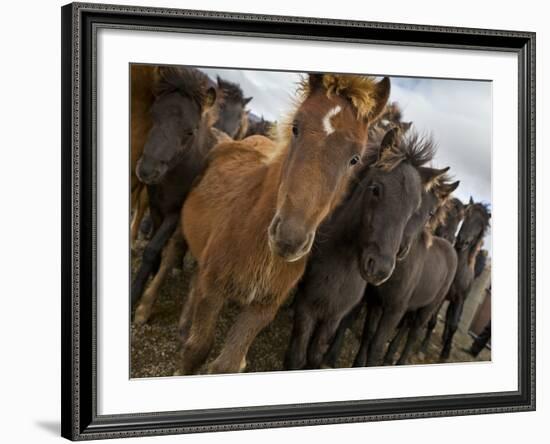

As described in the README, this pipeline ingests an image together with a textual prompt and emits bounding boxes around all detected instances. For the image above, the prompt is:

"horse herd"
[130,64,491,375]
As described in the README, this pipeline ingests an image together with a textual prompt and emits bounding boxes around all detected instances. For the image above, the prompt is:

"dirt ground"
[130,240,490,378]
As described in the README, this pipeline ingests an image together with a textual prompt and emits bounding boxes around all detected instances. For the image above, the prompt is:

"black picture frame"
[61,2,536,440]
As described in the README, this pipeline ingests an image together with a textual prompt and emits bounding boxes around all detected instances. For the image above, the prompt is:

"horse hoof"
[133,306,151,326]
[239,358,247,373]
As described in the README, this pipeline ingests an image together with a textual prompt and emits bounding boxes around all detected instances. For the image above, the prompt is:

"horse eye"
[291,123,299,137]
[349,154,361,166]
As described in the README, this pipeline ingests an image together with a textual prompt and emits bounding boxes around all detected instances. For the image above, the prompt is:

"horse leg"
[440,299,464,361]
[323,305,361,368]
[307,318,341,369]
[133,232,185,325]
[176,271,224,375]
[420,299,444,353]
[130,213,178,308]
[208,301,281,374]
[397,306,435,365]
[353,303,382,367]
[285,298,317,370]
[365,306,406,367]
[130,186,147,247]
[383,316,409,365]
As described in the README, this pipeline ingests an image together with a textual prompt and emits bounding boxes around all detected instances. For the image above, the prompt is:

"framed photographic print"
[61,2,536,440]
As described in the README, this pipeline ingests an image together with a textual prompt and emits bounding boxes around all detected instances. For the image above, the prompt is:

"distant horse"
[131,66,219,325]
[353,173,459,367]
[244,112,274,138]
[439,199,491,360]
[368,101,412,146]
[214,76,252,139]
[284,129,448,370]
[434,197,465,244]
[130,65,156,247]
[381,181,460,365]
[178,74,391,375]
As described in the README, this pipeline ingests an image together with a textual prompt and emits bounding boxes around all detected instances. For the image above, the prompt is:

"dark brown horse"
[382,185,460,365]
[178,74,391,375]
[353,174,459,367]
[285,129,448,370]
[244,112,274,138]
[439,199,491,360]
[131,66,219,325]
[214,76,252,139]
[434,197,465,244]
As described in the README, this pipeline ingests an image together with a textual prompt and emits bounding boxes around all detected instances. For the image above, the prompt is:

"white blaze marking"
[322,105,342,136]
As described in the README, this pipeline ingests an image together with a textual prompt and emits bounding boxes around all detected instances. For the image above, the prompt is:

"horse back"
[408,237,457,310]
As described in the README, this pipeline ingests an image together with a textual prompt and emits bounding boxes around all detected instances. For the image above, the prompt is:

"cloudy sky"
[202,68,492,251]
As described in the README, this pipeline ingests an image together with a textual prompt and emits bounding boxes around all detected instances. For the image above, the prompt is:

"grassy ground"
[130,240,490,378]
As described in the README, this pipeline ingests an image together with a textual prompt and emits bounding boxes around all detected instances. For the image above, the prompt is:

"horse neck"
[321,183,364,245]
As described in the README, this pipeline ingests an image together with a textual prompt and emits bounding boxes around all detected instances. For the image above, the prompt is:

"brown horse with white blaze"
[178,74,391,375]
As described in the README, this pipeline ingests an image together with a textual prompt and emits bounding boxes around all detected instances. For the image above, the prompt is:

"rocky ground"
[130,241,490,378]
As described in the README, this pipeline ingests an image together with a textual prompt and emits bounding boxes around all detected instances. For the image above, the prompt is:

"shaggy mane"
[296,74,380,121]
[364,131,436,172]
[154,66,211,108]
[217,76,246,103]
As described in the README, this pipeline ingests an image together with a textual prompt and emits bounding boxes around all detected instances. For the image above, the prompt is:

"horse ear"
[380,127,400,151]
[243,96,253,106]
[308,73,324,92]
[419,166,450,190]
[216,75,222,85]
[401,121,413,133]
[204,86,217,110]
[469,196,474,205]
[439,180,460,199]
[369,77,391,122]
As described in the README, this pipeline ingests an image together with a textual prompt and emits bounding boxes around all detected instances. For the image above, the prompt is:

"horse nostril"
[367,257,375,274]
[269,215,282,239]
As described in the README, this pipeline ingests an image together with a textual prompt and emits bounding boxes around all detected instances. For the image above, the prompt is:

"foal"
[179,74,391,375]
[131,66,219,324]
[285,129,445,370]
[382,180,460,365]
[354,170,458,367]
[214,76,252,139]
[439,199,491,360]
[434,197,465,244]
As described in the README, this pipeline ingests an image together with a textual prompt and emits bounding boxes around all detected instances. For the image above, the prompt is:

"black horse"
[131,67,220,324]
[285,129,446,370]
[353,176,459,367]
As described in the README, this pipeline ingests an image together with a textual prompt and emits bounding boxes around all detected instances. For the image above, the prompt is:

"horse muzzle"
[359,250,395,286]
[267,215,315,262]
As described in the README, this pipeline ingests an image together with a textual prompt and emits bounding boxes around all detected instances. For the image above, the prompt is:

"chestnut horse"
[178,74,391,375]
[130,65,155,246]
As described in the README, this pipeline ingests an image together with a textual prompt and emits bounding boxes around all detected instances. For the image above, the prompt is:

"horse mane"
[153,66,211,108]
[217,76,246,104]
[464,201,491,267]
[297,74,380,120]
[466,202,492,235]
[363,131,436,172]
